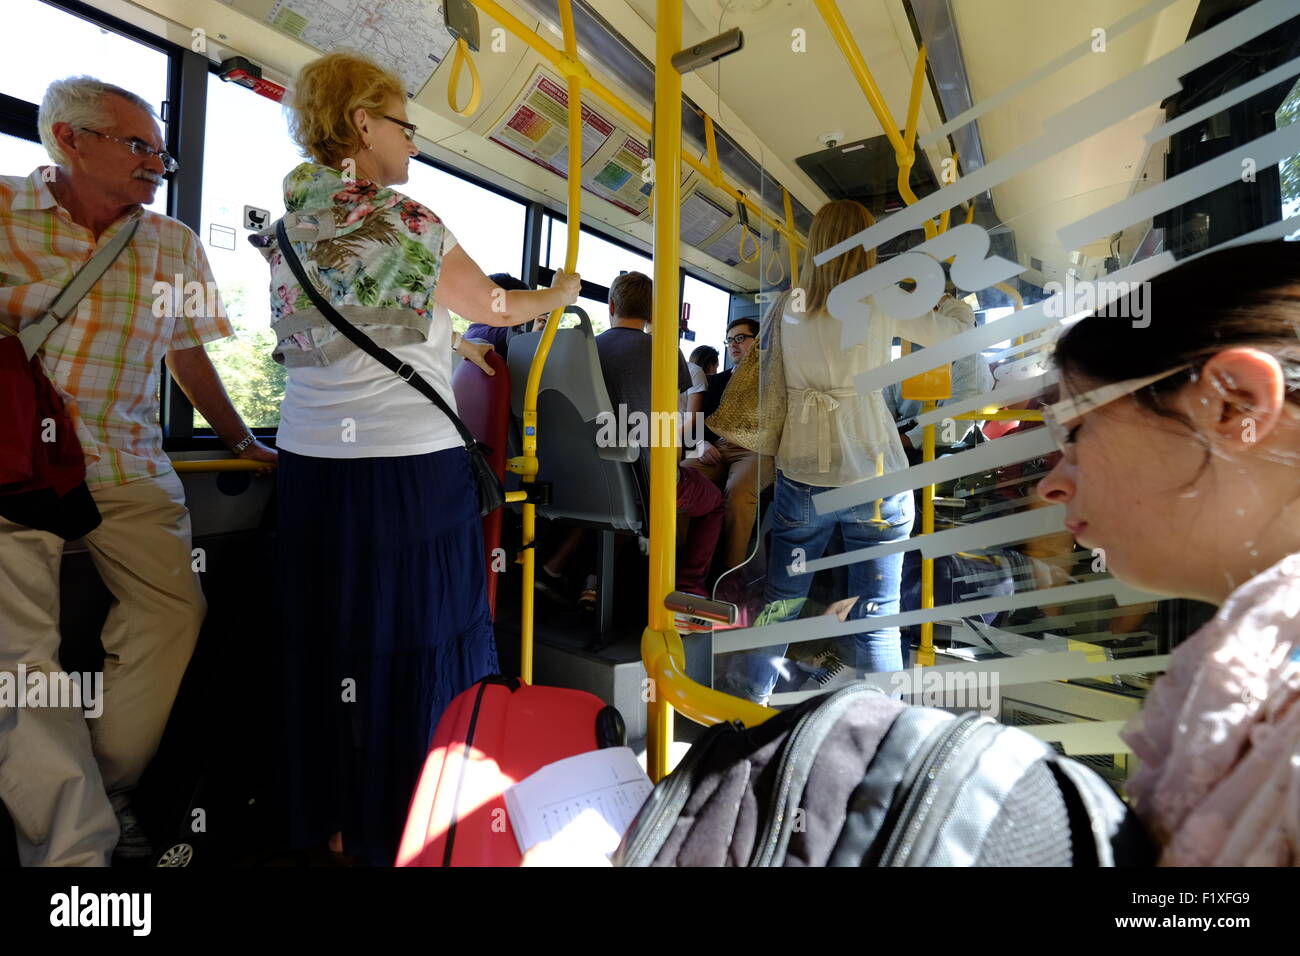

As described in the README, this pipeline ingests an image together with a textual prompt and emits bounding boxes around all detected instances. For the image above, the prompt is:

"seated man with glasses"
[0,76,275,866]
[684,315,774,572]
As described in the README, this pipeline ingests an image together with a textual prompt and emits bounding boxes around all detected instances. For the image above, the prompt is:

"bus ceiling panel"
[658,1,956,200]
[948,0,1198,289]
[521,0,819,230]
[575,0,824,215]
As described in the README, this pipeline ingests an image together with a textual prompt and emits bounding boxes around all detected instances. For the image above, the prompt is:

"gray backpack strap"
[18,217,140,360]
[1049,754,1154,866]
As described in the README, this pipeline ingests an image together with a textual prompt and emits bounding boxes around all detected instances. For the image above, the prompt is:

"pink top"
[1121,553,1300,866]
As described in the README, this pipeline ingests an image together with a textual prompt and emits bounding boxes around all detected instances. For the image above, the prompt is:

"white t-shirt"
[276,232,463,459]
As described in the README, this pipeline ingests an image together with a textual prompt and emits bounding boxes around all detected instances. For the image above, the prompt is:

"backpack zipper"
[877,714,987,867]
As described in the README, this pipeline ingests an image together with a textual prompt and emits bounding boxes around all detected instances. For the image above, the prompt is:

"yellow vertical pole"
[519,0,584,684]
[646,0,683,782]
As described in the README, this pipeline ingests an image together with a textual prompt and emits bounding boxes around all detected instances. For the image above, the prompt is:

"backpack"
[614,685,1154,867]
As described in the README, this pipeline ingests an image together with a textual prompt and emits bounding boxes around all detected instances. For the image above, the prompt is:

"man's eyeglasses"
[1043,364,1190,461]
[383,115,418,143]
[724,332,755,345]
[79,127,178,173]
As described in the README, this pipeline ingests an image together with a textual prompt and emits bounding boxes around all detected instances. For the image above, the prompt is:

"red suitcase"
[397,675,625,866]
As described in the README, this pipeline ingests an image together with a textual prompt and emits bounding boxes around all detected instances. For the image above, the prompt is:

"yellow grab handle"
[448,35,481,117]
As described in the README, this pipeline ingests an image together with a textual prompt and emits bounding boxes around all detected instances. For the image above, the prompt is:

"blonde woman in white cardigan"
[718,200,975,705]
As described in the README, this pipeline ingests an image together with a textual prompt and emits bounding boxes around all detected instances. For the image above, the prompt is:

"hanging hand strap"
[448,35,482,117]
[18,217,140,360]
[274,220,479,451]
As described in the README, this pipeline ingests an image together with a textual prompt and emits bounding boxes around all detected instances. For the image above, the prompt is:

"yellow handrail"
[642,626,773,730]
[813,0,937,241]
[465,0,805,255]
[172,459,267,472]
[509,0,584,686]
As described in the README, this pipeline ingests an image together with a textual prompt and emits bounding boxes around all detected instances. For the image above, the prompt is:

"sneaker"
[797,650,857,693]
[579,574,597,614]
[673,611,713,633]
[534,566,571,606]
[110,793,153,865]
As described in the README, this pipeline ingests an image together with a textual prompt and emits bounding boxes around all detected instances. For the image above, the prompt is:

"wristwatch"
[231,434,257,454]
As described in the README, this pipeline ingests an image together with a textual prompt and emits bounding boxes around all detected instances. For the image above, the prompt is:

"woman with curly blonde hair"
[251,51,580,865]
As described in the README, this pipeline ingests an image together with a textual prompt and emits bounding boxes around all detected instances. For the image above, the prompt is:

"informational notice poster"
[489,72,615,178]
[680,185,735,249]
[485,67,764,269]
[586,136,653,215]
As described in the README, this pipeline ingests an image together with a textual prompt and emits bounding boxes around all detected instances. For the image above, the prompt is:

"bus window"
[682,273,731,358]
[403,159,527,333]
[0,0,169,216]
[193,73,304,433]
[543,215,652,331]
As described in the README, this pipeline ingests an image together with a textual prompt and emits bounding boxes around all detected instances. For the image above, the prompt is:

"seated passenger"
[680,345,715,451]
[250,51,580,866]
[689,345,719,377]
[1037,240,1300,866]
[463,273,550,361]
[536,273,724,624]
[684,317,775,571]
[594,272,723,608]
[717,200,975,705]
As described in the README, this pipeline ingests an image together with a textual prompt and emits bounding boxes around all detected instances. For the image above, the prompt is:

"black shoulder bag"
[274,220,504,517]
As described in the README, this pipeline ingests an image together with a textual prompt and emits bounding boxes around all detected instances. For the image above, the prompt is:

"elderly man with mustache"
[0,76,272,866]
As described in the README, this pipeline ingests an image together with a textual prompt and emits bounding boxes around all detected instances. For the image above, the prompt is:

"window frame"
[7,1,744,451]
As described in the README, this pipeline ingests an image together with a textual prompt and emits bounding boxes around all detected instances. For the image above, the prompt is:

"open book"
[504,746,653,860]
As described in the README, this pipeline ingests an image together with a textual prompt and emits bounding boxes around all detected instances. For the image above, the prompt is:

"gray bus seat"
[506,307,643,532]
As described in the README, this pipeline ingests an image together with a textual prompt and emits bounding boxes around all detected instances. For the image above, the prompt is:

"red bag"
[0,217,138,539]
[0,334,101,539]
[397,675,625,867]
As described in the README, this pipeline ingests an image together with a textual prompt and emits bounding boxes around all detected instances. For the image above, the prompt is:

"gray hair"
[38,76,157,166]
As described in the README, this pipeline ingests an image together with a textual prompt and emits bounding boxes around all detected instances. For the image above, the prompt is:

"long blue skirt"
[276,447,499,865]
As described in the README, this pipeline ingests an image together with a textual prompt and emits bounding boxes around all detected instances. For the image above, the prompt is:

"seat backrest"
[452,346,510,618]
[506,307,642,532]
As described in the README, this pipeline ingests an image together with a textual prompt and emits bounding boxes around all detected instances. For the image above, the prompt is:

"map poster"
[702,220,751,269]
[489,73,615,178]
[262,0,454,98]
[584,136,652,216]
[680,186,734,249]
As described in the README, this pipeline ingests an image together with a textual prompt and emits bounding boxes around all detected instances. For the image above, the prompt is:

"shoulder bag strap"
[274,220,478,450]
[18,217,140,360]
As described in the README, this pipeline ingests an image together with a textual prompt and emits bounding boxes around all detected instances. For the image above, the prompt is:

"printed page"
[504,747,653,859]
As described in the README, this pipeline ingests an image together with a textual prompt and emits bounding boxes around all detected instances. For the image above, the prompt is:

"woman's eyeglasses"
[383,115,418,143]
[1043,364,1190,461]
[724,332,755,345]
[79,127,178,173]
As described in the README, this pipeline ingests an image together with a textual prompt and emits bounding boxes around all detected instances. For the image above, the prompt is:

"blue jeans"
[718,473,914,702]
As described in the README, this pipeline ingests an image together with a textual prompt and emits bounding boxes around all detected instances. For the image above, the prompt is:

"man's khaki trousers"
[0,470,204,866]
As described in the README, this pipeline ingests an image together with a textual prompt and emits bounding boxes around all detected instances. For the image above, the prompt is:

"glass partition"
[697,0,1300,781]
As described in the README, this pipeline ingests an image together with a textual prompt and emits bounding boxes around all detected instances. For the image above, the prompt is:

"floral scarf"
[249,162,447,364]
